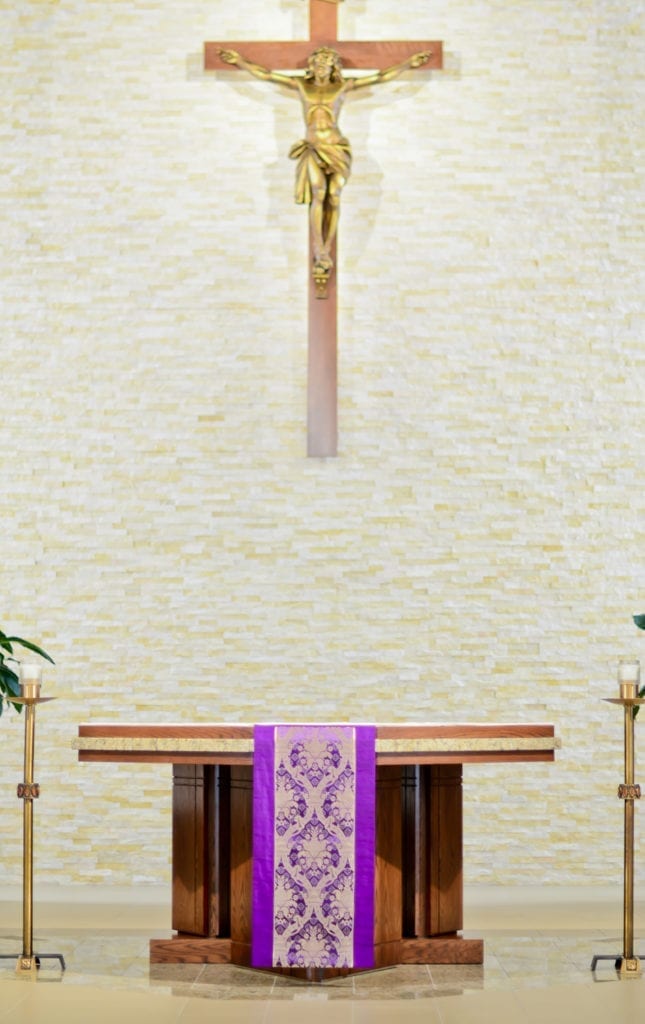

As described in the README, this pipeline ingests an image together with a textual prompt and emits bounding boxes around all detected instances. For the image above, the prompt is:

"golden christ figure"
[219,46,430,287]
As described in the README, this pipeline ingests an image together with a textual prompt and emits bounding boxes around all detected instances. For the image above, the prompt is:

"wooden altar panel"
[229,766,253,964]
[172,765,209,936]
[374,767,403,967]
[428,764,463,935]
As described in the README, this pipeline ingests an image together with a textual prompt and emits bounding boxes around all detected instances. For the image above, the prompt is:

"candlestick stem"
[623,701,636,967]
[591,693,644,976]
[0,694,65,975]
[22,701,36,968]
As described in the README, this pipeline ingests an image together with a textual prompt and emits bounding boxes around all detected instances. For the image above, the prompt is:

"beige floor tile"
[433,988,526,1024]
[352,998,443,1023]
[0,983,190,1024]
[264,1000,355,1024]
[429,963,487,989]
[350,963,434,999]
[0,981,33,1017]
[179,998,270,1023]
[514,977,645,1024]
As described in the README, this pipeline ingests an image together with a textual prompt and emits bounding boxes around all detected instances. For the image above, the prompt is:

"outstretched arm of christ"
[347,50,432,91]
[218,49,298,90]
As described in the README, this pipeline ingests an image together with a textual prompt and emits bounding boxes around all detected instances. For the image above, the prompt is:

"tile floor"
[0,895,644,1023]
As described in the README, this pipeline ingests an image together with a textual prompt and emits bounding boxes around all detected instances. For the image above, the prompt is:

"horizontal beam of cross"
[205,42,443,72]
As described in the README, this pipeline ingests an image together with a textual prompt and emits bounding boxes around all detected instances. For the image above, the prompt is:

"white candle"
[19,663,43,700]
[618,659,640,684]
[618,658,640,699]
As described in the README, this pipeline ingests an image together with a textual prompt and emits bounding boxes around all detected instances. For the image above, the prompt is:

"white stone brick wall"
[1,1,643,892]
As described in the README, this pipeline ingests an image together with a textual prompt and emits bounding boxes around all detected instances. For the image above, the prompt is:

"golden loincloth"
[288,138,352,204]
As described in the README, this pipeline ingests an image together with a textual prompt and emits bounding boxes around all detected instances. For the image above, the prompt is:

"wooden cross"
[205,1,442,457]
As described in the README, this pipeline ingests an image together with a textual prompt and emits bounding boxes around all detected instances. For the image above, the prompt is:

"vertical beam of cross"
[205,2,442,456]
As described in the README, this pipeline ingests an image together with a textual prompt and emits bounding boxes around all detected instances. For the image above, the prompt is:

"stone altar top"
[74,722,559,766]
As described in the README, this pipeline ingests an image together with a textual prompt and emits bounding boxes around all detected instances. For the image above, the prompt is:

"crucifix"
[205,1,443,456]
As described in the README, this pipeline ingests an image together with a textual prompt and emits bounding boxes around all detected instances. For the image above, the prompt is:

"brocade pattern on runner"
[252,724,375,969]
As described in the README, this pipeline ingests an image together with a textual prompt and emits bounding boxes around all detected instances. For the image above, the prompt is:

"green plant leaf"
[5,636,55,664]
[633,614,645,631]
[0,673,21,697]
[0,667,23,714]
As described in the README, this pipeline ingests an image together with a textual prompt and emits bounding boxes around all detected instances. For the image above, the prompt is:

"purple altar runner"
[252,724,376,969]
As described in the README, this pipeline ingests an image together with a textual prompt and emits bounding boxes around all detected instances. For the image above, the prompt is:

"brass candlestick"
[591,661,644,977]
[0,675,65,975]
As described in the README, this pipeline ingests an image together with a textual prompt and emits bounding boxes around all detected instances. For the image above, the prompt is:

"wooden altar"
[74,722,558,974]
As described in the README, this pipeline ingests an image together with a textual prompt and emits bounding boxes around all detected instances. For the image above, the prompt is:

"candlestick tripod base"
[591,953,645,976]
[0,952,67,974]
[16,956,38,976]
